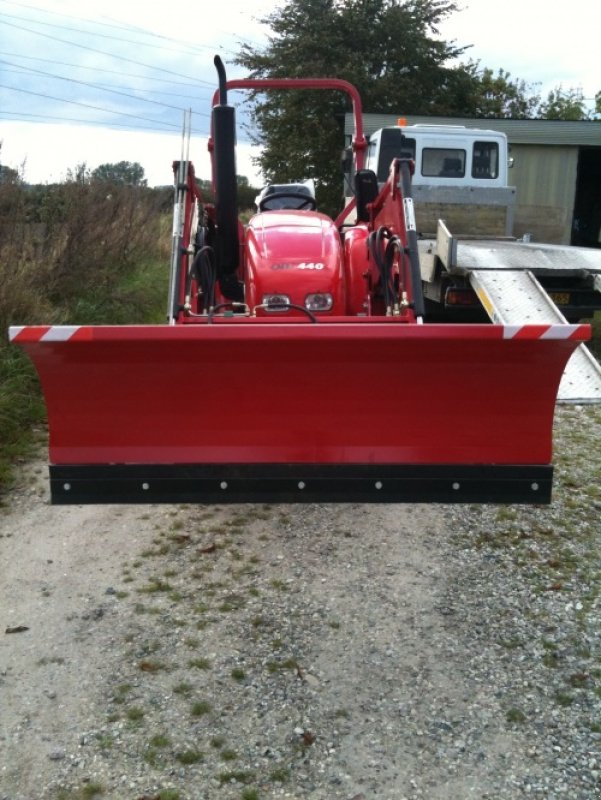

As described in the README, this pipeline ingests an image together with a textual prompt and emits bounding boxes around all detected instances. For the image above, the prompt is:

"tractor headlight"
[262,294,291,311]
[305,293,333,312]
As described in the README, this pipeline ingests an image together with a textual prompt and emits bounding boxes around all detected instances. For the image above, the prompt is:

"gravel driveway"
[1,405,600,800]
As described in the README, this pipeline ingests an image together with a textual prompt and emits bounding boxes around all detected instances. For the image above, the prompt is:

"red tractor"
[9,57,590,505]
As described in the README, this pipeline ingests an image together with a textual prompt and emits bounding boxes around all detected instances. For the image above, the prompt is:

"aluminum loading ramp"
[469,269,601,403]
[420,222,601,404]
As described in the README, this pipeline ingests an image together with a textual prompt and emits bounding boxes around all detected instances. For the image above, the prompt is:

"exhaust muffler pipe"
[212,56,242,300]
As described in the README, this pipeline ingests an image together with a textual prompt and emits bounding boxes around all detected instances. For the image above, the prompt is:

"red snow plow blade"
[9,321,589,505]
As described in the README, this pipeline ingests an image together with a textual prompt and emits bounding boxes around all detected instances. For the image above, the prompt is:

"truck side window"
[422,148,465,178]
[472,142,499,179]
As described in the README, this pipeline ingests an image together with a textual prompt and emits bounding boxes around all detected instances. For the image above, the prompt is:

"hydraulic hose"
[399,159,425,320]
[368,226,397,313]
[185,245,217,313]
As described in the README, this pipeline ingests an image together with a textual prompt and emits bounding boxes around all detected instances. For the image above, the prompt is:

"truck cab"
[365,123,510,189]
[345,122,516,238]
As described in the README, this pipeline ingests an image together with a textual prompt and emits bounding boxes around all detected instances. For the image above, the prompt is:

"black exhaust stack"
[213,56,242,300]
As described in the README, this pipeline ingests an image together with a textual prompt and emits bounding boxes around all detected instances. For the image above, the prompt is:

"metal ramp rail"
[425,221,601,404]
[469,269,601,403]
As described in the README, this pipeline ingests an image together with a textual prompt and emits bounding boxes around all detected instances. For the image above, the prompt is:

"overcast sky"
[0,0,598,187]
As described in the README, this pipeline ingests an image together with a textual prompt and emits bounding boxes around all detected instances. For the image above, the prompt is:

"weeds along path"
[1,408,600,800]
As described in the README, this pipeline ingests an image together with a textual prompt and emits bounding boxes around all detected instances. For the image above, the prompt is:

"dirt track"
[1,410,600,799]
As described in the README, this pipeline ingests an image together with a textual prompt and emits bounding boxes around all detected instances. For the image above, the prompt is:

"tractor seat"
[255,181,316,212]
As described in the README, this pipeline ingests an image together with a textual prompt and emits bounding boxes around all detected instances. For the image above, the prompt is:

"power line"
[0,50,206,89]
[0,97,254,143]
[0,82,181,129]
[0,0,247,56]
[0,104,256,146]
[0,18,211,83]
[0,108,195,133]
[0,0,259,53]
[0,58,211,117]
[0,3,261,145]
[0,8,212,57]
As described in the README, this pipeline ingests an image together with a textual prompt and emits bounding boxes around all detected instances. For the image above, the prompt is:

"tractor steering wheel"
[258,191,317,212]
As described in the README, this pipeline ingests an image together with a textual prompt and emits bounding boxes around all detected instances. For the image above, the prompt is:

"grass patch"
[137,577,173,594]
[218,770,254,785]
[266,658,299,674]
[126,706,145,722]
[173,682,193,696]
[149,733,171,748]
[191,700,213,716]
[270,766,290,782]
[188,657,211,670]
[210,735,226,749]
[82,785,105,798]
[175,750,204,765]
[0,347,47,491]
[506,707,526,723]
[36,656,65,666]
[218,594,246,612]
[554,691,575,707]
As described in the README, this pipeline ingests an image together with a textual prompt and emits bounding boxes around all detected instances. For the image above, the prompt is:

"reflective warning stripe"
[41,326,81,342]
[475,288,495,321]
[9,325,81,342]
[8,326,25,341]
[540,325,582,340]
[8,322,590,343]
[503,324,586,340]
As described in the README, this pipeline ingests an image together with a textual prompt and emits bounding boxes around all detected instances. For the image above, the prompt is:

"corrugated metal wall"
[510,145,578,244]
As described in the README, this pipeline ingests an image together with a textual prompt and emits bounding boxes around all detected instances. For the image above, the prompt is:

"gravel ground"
[1,404,600,800]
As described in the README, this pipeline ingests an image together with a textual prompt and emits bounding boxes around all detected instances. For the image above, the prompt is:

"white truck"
[344,121,601,402]
[360,121,516,238]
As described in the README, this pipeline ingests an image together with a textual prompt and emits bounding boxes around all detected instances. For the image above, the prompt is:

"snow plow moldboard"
[9,320,590,505]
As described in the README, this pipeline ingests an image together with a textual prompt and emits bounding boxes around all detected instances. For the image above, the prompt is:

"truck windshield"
[472,141,499,179]
[375,128,416,181]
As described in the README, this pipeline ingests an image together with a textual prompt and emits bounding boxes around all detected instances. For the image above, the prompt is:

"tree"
[236,0,473,213]
[66,163,91,185]
[91,161,147,186]
[236,175,261,210]
[0,142,23,186]
[194,175,260,210]
[467,66,540,119]
[0,164,20,186]
[538,86,589,121]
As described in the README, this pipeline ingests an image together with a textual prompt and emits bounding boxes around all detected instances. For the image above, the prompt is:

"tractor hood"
[244,210,346,313]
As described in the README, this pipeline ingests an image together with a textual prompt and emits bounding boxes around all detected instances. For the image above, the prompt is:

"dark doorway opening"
[572,147,601,248]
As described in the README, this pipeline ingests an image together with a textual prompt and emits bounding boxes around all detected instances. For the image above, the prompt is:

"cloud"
[438,0,598,99]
